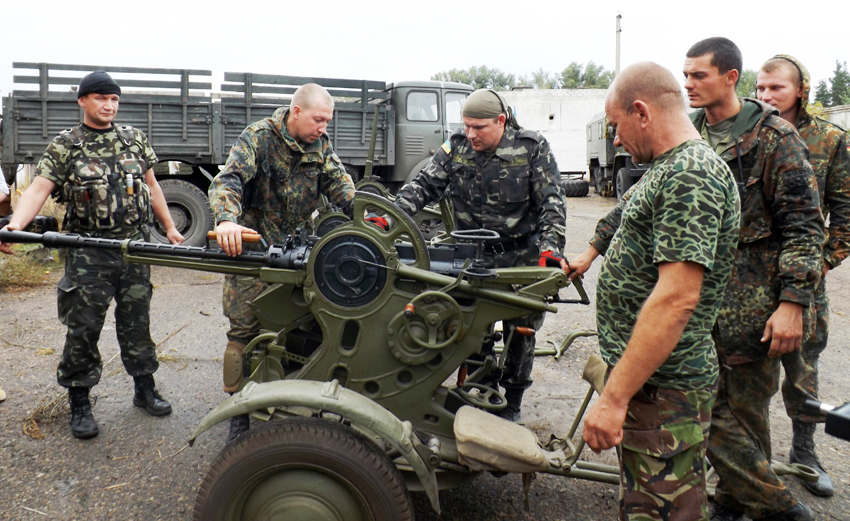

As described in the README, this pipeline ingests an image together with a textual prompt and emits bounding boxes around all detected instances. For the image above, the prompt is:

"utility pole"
[615,13,622,76]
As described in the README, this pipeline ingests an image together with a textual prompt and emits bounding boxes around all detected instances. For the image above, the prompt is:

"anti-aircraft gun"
[0,192,818,520]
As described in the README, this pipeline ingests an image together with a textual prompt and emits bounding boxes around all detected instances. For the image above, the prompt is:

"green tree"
[528,68,557,89]
[829,61,850,106]
[736,69,758,98]
[560,62,583,89]
[558,61,613,89]
[583,61,614,88]
[814,80,831,106]
[431,65,516,91]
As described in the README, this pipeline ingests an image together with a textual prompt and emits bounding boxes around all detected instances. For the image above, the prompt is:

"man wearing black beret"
[0,70,184,439]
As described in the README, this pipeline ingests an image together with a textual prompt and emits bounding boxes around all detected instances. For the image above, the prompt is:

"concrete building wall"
[500,89,608,174]
[823,104,850,129]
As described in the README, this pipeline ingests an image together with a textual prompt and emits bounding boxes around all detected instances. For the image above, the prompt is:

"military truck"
[1,62,473,245]
[585,111,647,199]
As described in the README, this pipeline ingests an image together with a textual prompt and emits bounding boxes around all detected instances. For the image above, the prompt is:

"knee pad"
[223,341,247,393]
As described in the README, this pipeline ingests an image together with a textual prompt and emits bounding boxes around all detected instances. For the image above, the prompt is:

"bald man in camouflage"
[208,83,355,442]
[394,88,567,422]
[569,62,740,521]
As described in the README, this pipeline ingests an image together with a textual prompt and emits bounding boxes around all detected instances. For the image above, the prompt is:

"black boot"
[499,388,524,423]
[133,374,172,416]
[709,502,744,521]
[756,502,813,521]
[790,420,834,497]
[227,414,250,443]
[68,387,99,439]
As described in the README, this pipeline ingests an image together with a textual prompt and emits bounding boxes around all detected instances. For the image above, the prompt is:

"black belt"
[484,236,531,254]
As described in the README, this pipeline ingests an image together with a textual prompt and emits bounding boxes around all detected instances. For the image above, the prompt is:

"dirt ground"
[1,193,848,520]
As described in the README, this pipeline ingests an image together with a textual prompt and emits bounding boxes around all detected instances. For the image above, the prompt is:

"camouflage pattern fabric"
[208,107,355,366]
[222,275,269,344]
[208,107,354,250]
[778,55,850,423]
[596,140,741,391]
[37,124,155,238]
[689,99,824,516]
[56,246,158,388]
[395,127,565,389]
[618,384,716,521]
[395,126,566,254]
[708,356,797,518]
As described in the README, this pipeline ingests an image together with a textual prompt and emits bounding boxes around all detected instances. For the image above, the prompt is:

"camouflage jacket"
[395,126,566,254]
[689,99,824,306]
[36,124,156,239]
[596,140,740,390]
[780,54,850,270]
[208,107,355,246]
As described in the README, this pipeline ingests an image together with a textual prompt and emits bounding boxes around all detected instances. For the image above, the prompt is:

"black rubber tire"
[563,178,590,198]
[150,179,214,247]
[592,167,606,195]
[615,167,635,201]
[194,417,414,521]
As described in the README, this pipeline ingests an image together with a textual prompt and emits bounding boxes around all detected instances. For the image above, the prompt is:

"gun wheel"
[194,417,413,521]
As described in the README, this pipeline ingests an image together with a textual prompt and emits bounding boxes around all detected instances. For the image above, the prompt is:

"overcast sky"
[1,0,848,99]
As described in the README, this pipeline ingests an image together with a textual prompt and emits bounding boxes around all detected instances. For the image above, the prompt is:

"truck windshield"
[445,92,467,125]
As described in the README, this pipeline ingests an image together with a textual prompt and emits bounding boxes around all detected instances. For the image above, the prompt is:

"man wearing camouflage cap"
[0,71,184,439]
[394,88,567,422]
[757,54,850,498]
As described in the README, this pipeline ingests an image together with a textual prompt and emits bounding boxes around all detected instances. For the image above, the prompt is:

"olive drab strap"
[59,126,86,149]
[113,125,136,149]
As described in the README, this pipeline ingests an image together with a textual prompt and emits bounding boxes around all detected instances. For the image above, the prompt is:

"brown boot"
[223,341,247,393]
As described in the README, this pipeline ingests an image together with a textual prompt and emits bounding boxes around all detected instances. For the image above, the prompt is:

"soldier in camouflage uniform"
[569,62,740,521]
[394,88,567,422]
[681,39,824,521]
[0,71,184,439]
[757,54,850,498]
[208,83,355,442]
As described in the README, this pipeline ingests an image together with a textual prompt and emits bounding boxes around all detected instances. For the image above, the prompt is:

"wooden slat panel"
[13,62,211,76]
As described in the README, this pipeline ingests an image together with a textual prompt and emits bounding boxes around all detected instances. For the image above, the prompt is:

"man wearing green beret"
[395,89,567,422]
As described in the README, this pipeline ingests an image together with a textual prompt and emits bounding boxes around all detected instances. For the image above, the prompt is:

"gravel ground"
[1,194,848,520]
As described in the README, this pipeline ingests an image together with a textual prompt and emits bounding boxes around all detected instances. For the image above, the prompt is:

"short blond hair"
[291,83,333,111]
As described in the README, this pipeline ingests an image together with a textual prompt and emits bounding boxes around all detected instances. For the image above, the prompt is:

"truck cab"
[385,81,472,189]
[585,111,647,199]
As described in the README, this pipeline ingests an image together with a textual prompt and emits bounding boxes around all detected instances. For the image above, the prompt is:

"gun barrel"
[0,230,309,270]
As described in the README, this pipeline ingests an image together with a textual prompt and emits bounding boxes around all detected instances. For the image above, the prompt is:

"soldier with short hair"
[394,88,567,422]
[208,83,355,442]
[682,38,824,521]
[757,54,850,498]
[0,71,184,439]
[570,61,740,521]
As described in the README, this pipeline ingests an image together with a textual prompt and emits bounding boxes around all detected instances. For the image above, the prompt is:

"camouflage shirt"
[395,126,566,254]
[36,124,157,239]
[797,116,850,271]
[596,140,740,390]
[690,99,824,307]
[208,107,355,246]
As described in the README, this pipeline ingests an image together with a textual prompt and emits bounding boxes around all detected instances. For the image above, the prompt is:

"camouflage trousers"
[222,274,269,345]
[781,276,828,423]
[488,245,543,390]
[56,246,158,388]
[617,383,716,521]
[707,357,800,519]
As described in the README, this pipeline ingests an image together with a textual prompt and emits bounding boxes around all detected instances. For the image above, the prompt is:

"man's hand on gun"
[214,221,260,256]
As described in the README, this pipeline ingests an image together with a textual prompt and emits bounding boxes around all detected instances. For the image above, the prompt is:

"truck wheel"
[563,178,589,198]
[150,179,214,247]
[592,167,605,195]
[194,417,413,521]
[615,167,635,201]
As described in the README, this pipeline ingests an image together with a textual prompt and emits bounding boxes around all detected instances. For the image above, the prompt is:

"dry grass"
[22,391,70,440]
[0,245,62,292]
[1,186,65,292]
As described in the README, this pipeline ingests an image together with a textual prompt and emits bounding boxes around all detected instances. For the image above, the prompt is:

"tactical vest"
[59,124,152,233]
